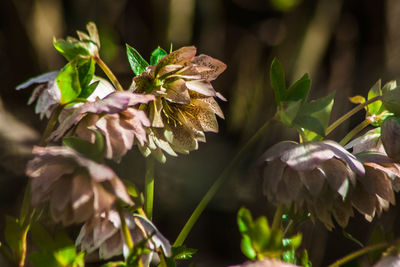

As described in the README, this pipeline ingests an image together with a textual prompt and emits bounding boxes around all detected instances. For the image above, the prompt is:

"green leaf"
[349,95,366,105]
[19,186,32,226]
[150,46,167,65]
[342,230,363,248]
[78,80,99,99]
[283,234,302,250]
[285,73,311,102]
[54,38,91,61]
[62,131,104,162]
[300,250,312,267]
[382,87,400,116]
[277,101,302,126]
[270,58,287,106]
[57,61,81,104]
[382,80,397,94]
[126,44,149,76]
[294,115,325,137]
[5,216,24,260]
[123,179,140,198]
[237,207,253,234]
[367,79,382,115]
[250,217,271,252]
[101,262,127,267]
[29,252,59,267]
[171,246,197,260]
[30,222,54,252]
[282,248,296,264]
[77,58,95,91]
[294,91,335,138]
[241,235,256,260]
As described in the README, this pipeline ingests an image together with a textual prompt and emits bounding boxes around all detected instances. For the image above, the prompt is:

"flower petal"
[191,54,227,81]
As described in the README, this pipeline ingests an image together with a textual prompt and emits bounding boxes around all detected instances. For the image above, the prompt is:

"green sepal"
[126,44,149,76]
[150,46,168,65]
[57,61,81,104]
[62,130,104,162]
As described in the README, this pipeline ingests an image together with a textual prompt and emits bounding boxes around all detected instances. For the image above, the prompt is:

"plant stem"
[117,204,134,250]
[339,119,371,146]
[173,114,276,247]
[325,96,382,136]
[328,241,389,267]
[95,57,124,91]
[39,104,64,146]
[144,157,155,220]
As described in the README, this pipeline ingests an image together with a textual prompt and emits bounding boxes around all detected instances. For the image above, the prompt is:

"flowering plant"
[3,22,400,267]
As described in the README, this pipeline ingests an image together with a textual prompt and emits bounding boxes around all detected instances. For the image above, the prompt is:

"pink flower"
[26,146,133,225]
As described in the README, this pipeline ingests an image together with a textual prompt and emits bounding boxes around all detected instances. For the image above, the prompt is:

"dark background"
[1,0,400,266]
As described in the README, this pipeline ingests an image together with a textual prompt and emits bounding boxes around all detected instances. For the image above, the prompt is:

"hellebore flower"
[16,73,115,120]
[49,91,155,162]
[26,146,133,225]
[345,127,385,154]
[352,152,399,221]
[261,140,365,229]
[132,46,226,162]
[76,210,171,264]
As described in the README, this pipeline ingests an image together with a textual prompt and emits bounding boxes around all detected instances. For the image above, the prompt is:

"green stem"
[145,157,155,220]
[328,241,389,267]
[173,114,276,247]
[339,119,371,146]
[39,104,64,146]
[325,96,382,136]
[117,204,134,251]
[95,57,124,91]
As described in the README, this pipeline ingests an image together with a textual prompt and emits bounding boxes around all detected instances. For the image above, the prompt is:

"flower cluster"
[21,36,227,265]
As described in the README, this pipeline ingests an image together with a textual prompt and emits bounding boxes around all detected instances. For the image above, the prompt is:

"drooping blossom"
[352,152,399,221]
[16,73,115,119]
[132,46,226,162]
[345,127,385,154]
[26,146,133,225]
[261,140,365,229]
[76,209,171,264]
[49,91,155,162]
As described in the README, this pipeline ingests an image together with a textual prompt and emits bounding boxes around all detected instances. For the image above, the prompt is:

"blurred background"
[1,0,400,266]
